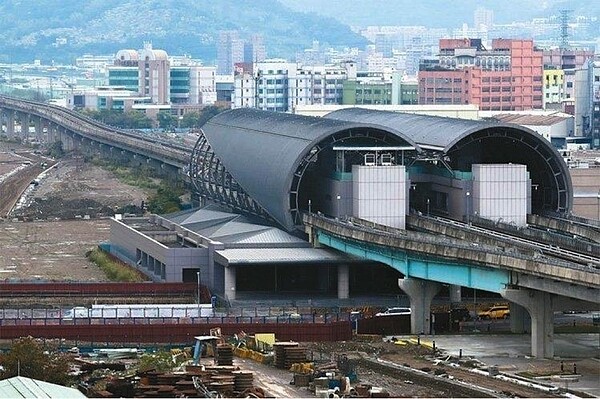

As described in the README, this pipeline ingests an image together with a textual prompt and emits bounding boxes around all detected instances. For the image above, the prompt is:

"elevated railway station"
[0,97,597,358]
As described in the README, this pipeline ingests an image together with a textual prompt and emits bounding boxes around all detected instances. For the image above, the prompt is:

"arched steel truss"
[289,128,416,225]
[189,130,274,222]
[448,127,571,213]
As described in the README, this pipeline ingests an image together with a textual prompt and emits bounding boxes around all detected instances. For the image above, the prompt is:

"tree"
[0,336,70,385]
[180,106,228,129]
[79,109,152,129]
[197,106,227,128]
[157,111,176,130]
[147,183,183,214]
[47,140,64,158]
[180,112,200,129]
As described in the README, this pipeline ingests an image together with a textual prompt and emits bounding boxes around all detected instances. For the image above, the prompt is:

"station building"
[109,108,571,301]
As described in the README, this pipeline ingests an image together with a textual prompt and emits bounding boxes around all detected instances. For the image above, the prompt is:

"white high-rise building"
[474,7,494,30]
[232,60,356,112]
[217,31,244,75]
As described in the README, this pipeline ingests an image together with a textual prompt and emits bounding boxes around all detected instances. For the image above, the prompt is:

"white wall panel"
[472,164,529,226]
[352,165,406,229]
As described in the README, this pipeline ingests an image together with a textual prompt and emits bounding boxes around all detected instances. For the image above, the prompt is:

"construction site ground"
[238,338,598,398]
[1,141,598,397]
[0,141,152,282]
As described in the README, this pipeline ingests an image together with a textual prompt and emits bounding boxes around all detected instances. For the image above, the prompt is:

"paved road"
[426,333,600,397]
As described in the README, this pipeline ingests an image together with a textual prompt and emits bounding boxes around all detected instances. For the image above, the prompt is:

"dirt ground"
[285,340,596,398]
[0,145,153,282]
[14,155,149,220]
[0,219,110,281]
[225,338,599,398]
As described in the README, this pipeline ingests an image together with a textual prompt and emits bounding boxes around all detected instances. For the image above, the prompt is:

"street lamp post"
[466,191,471,224]
[196,271,201,307]
[426,198,430,216]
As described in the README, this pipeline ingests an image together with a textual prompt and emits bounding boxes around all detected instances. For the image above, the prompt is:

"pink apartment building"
[419,38,543,111]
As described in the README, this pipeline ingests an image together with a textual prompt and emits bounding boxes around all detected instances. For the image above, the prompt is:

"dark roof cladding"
[491,113,570,126]
[200,108,417,230]
[324,107,572,213]
[325,107,502,150]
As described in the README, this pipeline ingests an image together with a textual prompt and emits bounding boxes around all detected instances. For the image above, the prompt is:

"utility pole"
[559,10,572,49]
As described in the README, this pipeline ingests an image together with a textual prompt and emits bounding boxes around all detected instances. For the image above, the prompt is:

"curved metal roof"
[200,108,417,230]
[325,108,502,150]
[325,107,572,212]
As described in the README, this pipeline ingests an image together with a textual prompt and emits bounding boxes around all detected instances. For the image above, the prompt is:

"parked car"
[375,307,411,317]
[477,305,510,320]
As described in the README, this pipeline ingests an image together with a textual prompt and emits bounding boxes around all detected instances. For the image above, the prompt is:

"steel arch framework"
[189,129,274,222]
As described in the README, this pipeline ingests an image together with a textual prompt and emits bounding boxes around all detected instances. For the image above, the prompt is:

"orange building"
[418,39,543,111]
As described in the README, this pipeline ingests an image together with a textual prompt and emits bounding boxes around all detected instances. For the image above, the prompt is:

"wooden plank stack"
[216,343,234,366]
[233,370,254,391]
[273,342,306,369]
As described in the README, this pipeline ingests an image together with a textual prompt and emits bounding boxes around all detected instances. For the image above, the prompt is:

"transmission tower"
[559,9,572,49]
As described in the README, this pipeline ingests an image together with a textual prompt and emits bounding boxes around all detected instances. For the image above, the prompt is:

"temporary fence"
[0,321,352,344]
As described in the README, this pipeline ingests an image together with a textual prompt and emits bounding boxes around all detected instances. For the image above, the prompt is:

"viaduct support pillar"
[33,117,42,142]
[337,264,349,299]
[47,123,55,143]
[398,277,441,335]
[449,284,461,303]
[509,302,529,334]
[61,129,73,151]
[224,266,236,301]
[19,112,29,141]
[5,110,15,138]
[502,288,554,358]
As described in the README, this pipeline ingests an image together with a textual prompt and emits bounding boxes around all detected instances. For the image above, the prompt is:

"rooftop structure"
[0,376,86,399]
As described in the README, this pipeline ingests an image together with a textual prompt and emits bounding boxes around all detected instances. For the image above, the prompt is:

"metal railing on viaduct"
[0,95,191,170]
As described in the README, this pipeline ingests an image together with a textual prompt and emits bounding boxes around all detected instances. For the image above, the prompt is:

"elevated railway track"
[0,95,191,169]
[407,214,599,268]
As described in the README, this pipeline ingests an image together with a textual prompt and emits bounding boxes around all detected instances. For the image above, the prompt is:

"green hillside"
[0,0,368,64]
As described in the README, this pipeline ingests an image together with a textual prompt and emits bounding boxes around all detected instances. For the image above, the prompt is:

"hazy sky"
[279,0,592,28]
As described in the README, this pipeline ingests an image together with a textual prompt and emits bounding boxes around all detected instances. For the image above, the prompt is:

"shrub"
[87,248,145,282]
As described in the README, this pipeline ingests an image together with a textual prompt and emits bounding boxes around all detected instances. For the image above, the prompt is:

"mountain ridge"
[0,0,367,64]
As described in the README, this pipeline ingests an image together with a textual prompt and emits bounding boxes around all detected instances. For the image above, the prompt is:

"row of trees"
[157,105,227,129]
[79,109,153,129]
[79,106,227,130]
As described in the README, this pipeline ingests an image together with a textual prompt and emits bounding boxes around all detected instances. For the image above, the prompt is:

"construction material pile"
[132,365,263,398]
[273,342,307,369]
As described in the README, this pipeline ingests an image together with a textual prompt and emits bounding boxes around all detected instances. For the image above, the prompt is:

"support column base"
[398,278,441,335]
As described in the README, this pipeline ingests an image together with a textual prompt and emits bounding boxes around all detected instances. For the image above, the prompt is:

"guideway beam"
[502,288,554,358]
[398,277,441,335]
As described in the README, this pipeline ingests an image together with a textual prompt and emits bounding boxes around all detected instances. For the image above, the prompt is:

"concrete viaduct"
[304,213,599,358]
[0,95,189,175]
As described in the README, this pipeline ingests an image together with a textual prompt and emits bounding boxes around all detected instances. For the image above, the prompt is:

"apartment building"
[105,44,216,107]
[418,38,544,111]
[232,60,356,112]
[543,47,595,110]
[543,68,564,110]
